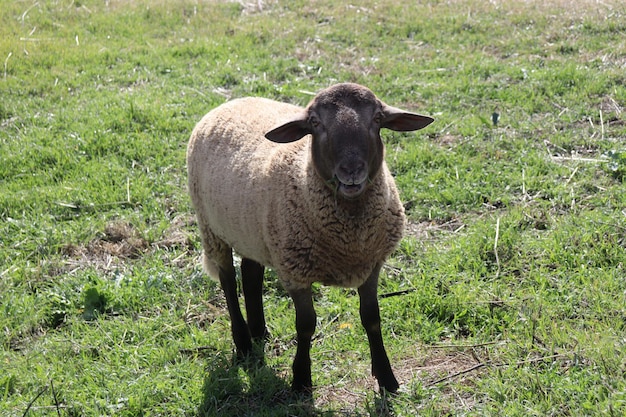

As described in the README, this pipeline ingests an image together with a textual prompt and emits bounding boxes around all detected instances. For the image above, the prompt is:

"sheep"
[187,83,433,393]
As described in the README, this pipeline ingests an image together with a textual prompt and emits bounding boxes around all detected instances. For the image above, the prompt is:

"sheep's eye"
[309,117,321,128]
[373,112,384,125]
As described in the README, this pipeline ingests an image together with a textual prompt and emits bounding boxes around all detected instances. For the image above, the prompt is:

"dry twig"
[427,353,570,387]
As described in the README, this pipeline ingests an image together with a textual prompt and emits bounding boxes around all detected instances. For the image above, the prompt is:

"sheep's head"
[265,83,434,199]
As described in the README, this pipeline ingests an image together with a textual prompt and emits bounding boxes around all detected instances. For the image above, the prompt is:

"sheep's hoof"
[378,376,400,394]
[250,327,270,343]
[233,332,253,354]
[234,345,252,359]
[234,345,265,368]
[291,377,313,395]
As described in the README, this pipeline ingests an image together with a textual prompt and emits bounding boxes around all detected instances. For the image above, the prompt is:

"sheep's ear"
[265,119,311,143]
[381,104,434,132]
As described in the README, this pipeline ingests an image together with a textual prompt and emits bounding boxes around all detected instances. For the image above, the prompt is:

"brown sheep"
[187,83,433,392]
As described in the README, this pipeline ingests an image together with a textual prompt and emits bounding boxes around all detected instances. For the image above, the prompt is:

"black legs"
[218,260,252,357]
[241,258,268,341]
[288,266,397,394]
[219,257,265,357]
[219,257,396,393]
[358,263,399,393]
[288,287,316,392]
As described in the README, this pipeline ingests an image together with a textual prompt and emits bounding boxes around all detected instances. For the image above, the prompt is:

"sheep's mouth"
[337,179,366,199]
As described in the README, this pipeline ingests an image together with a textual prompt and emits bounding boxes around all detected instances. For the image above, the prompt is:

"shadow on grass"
[195,345,398,416]
[197,351,316,417]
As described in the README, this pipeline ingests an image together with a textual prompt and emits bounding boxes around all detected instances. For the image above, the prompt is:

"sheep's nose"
[336,160,367,185]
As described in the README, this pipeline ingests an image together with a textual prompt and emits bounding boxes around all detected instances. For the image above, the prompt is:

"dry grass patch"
[405,218,466,240]
[60,217,194,273]
[312,344,487,413]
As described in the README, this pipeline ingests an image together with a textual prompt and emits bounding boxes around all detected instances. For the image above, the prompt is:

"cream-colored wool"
[187,97,405,291]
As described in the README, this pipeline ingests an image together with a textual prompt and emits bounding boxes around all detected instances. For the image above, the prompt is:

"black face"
[264,83,434,200]
[307,87,385,200]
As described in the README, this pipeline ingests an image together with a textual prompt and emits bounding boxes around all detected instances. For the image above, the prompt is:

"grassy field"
[1,0,626,415]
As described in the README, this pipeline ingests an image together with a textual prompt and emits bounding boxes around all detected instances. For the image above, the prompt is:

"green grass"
[2,0,626,415]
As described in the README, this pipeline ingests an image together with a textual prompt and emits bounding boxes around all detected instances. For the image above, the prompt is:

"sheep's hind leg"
[289,287,316,393]
[217,252,252,358]
[241,258,268,341]
[358,263,399,393]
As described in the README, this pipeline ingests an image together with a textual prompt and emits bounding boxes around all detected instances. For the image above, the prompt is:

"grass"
[1,0,626,415]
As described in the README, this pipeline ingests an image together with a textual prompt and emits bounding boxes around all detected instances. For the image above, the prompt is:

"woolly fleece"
[187,97,405,291]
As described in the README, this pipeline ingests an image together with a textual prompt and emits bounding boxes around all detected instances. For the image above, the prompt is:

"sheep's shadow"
[197,350,315,417]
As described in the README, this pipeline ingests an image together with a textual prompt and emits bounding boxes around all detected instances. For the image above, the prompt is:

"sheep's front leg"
[358,263,399,393]
[218,261,252,358]
[288,287,316,393]
[241,258,268,341]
